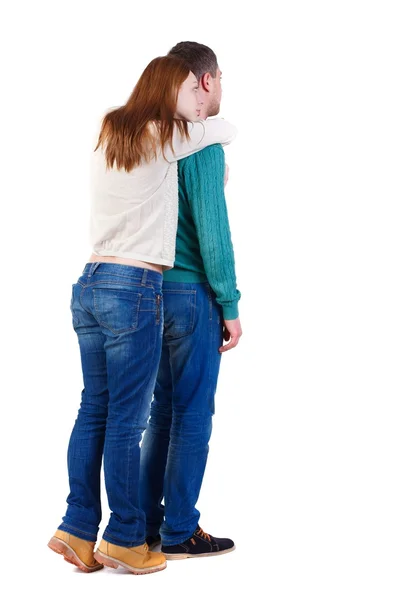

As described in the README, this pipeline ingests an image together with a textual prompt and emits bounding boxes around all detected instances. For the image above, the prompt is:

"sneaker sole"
[94,550,167,575]
[48,537,103,573]
[164,545,236,560]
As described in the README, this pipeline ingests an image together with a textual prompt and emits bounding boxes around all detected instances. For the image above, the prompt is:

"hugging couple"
[48,40,242,575]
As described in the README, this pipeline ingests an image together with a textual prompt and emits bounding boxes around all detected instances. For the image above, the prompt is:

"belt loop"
[141,269,148,286]
[88,262,101,278]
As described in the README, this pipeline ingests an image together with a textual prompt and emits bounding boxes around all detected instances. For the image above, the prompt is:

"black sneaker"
[161,526,235,559]
[146,533,161,551]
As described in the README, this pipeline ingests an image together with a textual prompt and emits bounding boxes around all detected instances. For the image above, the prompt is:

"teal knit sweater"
[163,144,241,320]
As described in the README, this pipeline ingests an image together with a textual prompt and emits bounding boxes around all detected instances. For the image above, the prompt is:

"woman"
[47,55,237,576]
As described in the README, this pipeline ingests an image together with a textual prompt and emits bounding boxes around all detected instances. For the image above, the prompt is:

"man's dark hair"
[168,41,218,81]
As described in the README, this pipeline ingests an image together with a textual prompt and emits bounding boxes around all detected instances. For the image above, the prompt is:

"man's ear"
[200,72,211,92]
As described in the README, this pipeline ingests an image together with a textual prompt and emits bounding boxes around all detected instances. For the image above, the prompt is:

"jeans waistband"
[81,262,163,286]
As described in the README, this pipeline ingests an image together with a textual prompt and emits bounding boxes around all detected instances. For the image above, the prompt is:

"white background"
[2,1,404,598]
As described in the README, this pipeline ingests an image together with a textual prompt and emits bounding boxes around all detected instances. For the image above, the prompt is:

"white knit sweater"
[90,119,237,268]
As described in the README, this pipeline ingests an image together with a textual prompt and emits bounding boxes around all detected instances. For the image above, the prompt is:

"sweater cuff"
[222,302,239,321]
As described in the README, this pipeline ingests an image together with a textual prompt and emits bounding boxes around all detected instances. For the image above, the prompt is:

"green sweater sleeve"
[182,144,241,320]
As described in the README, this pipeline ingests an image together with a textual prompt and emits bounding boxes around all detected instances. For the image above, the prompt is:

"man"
[140,41,242,559]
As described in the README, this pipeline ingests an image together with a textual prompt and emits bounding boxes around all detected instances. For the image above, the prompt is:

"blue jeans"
[58,262,163,547]
[139,281,222,545]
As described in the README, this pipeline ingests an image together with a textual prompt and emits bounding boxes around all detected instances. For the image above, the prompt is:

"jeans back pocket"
[163,289,196,339]
[93,287,142,335]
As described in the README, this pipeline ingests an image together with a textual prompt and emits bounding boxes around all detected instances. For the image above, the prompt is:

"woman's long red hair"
[95,56,191,171]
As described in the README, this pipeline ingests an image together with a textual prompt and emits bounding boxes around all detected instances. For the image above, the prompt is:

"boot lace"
[196,527,211,541]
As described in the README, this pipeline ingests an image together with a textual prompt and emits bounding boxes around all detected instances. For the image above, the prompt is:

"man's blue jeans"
[140,281,222,545]
[58,262,163,547]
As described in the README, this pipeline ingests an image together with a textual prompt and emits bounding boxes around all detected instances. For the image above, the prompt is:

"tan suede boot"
[94,539,166,575]
[48,529,103,573]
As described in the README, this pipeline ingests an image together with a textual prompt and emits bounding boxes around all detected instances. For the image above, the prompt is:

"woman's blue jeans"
[58,262,163,547]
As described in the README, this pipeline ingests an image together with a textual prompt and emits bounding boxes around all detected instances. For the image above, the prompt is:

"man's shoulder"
[179,144,225,169]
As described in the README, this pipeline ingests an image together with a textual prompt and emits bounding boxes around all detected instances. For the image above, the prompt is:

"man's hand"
[224,163,229,186]
[219,317,242,352]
